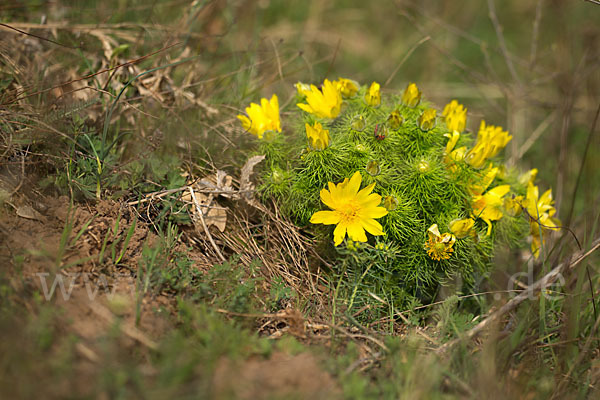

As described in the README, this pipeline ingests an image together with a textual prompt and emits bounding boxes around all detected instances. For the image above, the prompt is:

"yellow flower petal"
[347,221,368,242]
[310,210,341,225]
[360,217,384,236]
[333,221,348,246]
[449,218,475,239]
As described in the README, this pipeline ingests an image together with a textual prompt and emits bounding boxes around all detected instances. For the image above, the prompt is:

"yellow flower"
[477,121,512,158]
[297,79,342,119]
[365,82,381,107]
[448,146,467,163]
[442,100,467,133]
[468,165,499,196]
[335,77,359,97]
[305,122,330,151]
[465,121,512,168]
[449,218,475,239]
[402,82,421,107]
[464,142,488,169]
[443,130,467,169]
[472,184,511,235]
[237,94,281,139]
[418,108,437,131]
[310,172,388,246]
[388,111,403,130]
[504,195,524,217]
[524,182,560,258]
[444,131,460,155]
[519,168,538,186]
[424,224,456,261]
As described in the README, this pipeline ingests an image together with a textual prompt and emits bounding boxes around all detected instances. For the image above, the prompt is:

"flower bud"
[351,115,366,131]
[335,78,359,97]
[366,160,381,176]
[305,122,330,151]
[272,168,285,184]
[418,109,437,131]
[417,158,430,173]
[365,81,381,107]
[402,83,421,108]
[383,196,398,211]
[387,111,403,130]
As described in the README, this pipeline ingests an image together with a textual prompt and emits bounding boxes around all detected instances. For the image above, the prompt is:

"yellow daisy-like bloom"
[402,82,421,107]
[334,77,359,97]
[310,171,388,246]
[465,121,512,168]
[442,100,467,133]
[449,218,475,239]
[237,94,281,139]
[418,108,437,131]
[472,184,511,235]
[297,79,342,119]
[424,224,456,261]
[305,122,330,151]
[365,82,381,107]
[524,182,560,258]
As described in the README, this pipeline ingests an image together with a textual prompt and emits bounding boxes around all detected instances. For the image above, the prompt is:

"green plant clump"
[238,78,559,314]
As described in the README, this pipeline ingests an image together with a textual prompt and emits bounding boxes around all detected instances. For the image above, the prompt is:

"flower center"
[338,201,360,224]
[434,243,447,253]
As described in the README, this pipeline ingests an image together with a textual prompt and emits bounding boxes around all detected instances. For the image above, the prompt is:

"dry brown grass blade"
[0,23,79,49]
[1,41,181,106]
[437,237,600,354]
[188,186,226,262]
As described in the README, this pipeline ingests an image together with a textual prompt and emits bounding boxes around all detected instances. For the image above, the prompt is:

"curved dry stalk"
[189,186,226,262]
[437,237,600,354]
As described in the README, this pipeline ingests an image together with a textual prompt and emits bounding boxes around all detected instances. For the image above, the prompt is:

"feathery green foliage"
[249,80,545,315]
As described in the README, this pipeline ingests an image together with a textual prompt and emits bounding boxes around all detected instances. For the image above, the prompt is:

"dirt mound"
[213,352,341,399]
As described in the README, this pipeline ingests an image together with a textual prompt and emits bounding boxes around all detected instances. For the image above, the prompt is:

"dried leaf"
[196,170,234,197]
[16,205,45,222]
[240,155,265,199]
[185,190,227,233]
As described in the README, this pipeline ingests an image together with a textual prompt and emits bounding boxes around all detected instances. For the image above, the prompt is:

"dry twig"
[437,238,600,353]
